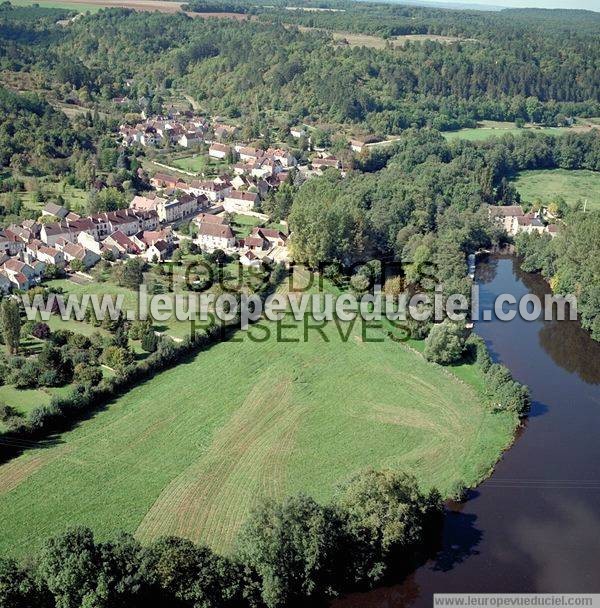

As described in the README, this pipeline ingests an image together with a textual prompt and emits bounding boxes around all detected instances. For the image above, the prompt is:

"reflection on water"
[335,256,600,608]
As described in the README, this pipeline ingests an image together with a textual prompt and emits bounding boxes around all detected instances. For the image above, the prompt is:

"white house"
[208,143,231,159]
[222,190,259,213]
[195,222,236,251]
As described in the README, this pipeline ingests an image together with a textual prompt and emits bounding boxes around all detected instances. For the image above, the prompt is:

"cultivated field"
[513,169,600,209]
[0,301,516,558]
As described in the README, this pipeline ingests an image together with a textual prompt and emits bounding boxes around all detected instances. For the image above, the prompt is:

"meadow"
[0,301,516,558]
[442,121,572,142]
[512,169,600,209]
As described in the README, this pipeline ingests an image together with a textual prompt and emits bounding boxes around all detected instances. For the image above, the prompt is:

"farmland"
[512,169,600,209]
[0,303,516,558]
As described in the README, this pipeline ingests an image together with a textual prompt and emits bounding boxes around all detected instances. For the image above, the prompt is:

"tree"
[237,495,347,608]
[423,321,467,365]
[140,537,246,608]
[334,469,442,585]
[141,331,158,353]
[37,528,102,608]
[0,558,50,608]
[0,299,21,355]
[101,346,134,371]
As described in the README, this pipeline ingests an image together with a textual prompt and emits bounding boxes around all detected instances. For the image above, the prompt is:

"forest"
[1,4,599,133]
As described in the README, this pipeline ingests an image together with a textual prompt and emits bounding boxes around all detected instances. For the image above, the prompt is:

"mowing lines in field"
[136,374,306,552]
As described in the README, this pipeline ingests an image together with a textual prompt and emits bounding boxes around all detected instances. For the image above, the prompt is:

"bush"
[424,321,466,365]
[484,363,530,416]
[31,322,51,340]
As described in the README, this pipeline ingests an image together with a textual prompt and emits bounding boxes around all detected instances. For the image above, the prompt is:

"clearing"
[512,169,600,209]
[442,121,574,142]
[0,296,516,558]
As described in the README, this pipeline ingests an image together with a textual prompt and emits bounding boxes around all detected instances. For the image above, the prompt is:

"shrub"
[31,322,51,340]
[140,331,158,353]
[424,321,466,365]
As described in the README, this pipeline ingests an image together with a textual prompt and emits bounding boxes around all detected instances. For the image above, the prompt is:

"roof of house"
[43,203,69,218]
[489,205,525,217]
[4,258,30,273]
[252,227,287,241]
[209,143,231,154]
[195,213,227,225]
[226,190,258,202]
[197,223,235,239]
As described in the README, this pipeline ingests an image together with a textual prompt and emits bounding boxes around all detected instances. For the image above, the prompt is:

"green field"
[167,154,229,176]
[512,169,600,209]
[443,121,572,142]
[0,301,516,558]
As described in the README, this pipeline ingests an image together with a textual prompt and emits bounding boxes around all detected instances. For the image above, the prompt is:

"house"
[349,136,380,153]
[312,157,340,171]
[40,222,75,247]
[188,180,230,202]
[143,240,169,262]
[178,132,203,148]
[243,233,269,251]
[193,213,227,230]
[250,227,287,247]
[77,231,102,255]
[0,271,12,294]
[8,272,30,291]
[150,173,179,189]
[240,250,262,267]
[222,190,259,213]
[3,259,37,286]
[209,143,231,159]
[290,126,306,138]
[42,202,69,220]
[158,194,204,223]
[489,205,525,235]
[266,148,297,168]
[130,194,167,213]
[195,222,236,251]
[103,230,141,256]
[36,245,65,267]
[0,230,26,255]
[62,242,101,269]
[239,147,264,162]
[213,124,238,140]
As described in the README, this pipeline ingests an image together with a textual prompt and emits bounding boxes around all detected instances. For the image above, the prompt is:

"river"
[336,255,600,607]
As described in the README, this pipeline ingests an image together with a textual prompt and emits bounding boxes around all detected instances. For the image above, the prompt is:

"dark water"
[336,256,600,607]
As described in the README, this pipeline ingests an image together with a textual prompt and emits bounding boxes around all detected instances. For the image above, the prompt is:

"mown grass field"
[0,301,516,558]
[512,169,600,209]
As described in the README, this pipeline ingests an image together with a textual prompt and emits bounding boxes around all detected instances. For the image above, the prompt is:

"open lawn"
[512,169,600,209]
[0,298,516,558]
[168,154,228,176]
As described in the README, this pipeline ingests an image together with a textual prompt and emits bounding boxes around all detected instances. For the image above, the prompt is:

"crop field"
[0,301,516,558]
[512,169,600,209]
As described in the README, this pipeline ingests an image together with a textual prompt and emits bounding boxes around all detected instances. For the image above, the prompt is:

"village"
[0,107,564,295]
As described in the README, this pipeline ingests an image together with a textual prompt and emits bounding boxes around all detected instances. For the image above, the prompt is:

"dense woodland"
[1,4,599,133]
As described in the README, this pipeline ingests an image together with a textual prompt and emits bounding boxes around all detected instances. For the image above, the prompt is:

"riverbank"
[335,255,600,607]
